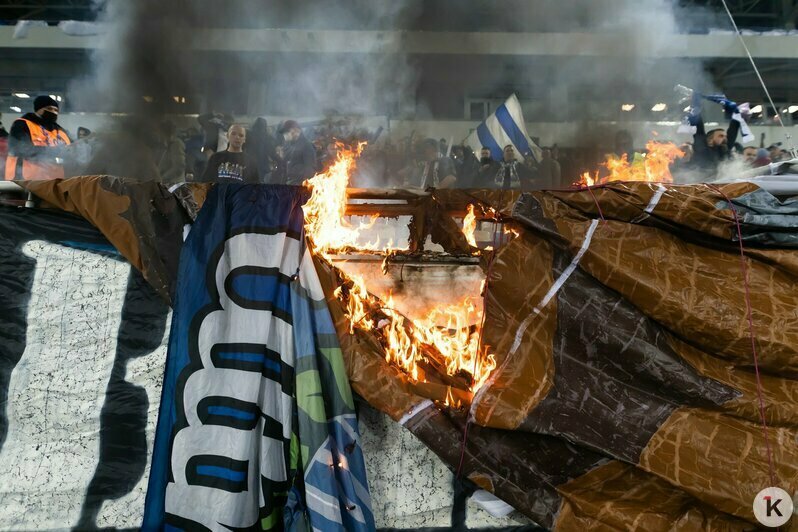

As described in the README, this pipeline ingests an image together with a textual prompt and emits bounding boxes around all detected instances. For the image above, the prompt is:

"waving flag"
[466,94,542,162]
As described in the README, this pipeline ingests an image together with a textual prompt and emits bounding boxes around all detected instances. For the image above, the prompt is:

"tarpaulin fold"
[23,176,190,303]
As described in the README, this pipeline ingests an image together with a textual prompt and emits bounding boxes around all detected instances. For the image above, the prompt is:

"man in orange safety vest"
[5,95,71,181]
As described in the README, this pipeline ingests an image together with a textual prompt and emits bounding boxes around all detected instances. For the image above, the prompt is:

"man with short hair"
[5,95,71,181]
[279,120,317,185]
[495,144,533,190]
[690,108,740,178]
[768,143,785,163]
[474,147,501,188]
[201,124,257,183]
[743,146,758,165]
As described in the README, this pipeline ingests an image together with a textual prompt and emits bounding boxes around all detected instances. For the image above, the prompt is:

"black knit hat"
[33,95,59,112]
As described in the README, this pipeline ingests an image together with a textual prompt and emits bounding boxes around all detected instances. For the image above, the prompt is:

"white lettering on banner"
[0,241,130,530]
[164,232,301,531]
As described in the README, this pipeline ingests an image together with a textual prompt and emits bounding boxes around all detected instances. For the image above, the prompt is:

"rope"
[585,182,607,222]
[719,0,796,158]
[707,184,777,489]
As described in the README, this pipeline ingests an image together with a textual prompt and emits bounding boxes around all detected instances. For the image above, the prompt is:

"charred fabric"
[7,155,798,530]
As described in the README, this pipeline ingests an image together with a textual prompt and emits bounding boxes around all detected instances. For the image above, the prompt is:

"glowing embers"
[577,141,685,187]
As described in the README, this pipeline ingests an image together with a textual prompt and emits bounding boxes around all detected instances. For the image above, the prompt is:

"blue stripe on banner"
[231,274,292,314]
[476,121,504,162]
[196,465,247,482]
[206,406,258,421]
[218,351,263,363]
[218,351,282,373]
[59,240,121,255]
[495,104,533,159]
[313,306,336,335]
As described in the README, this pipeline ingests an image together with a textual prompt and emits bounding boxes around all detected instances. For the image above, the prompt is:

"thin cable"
[719,0,795,157]
[585,183,607,222]
[708,184,777,489]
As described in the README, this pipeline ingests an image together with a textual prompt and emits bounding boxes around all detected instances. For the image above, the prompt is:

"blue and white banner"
[142,184,374,531]
[466,94,542,162]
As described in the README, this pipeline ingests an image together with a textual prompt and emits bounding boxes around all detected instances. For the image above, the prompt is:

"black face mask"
[41,111,58,125]
[480,157,492,164]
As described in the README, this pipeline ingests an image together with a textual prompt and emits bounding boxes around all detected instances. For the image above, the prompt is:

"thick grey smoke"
[70,0,421,118]
[69,0,725,149]
[69,0,202,115]
[493,0,724,148]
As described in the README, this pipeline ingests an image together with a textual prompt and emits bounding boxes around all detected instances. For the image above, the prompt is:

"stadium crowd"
[0,96,793,189]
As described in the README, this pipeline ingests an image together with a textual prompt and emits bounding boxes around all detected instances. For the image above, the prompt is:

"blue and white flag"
[142,184,374,532]
[466,94,542,162]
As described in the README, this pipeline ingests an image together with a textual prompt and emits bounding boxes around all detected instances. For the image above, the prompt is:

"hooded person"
[278,120,317,185]
[5,95,71,181]
[247,117,279,183]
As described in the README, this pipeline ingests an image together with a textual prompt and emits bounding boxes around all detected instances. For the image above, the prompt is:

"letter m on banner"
[466,94,542,162]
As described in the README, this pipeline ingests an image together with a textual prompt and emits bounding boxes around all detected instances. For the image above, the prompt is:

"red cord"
[708,184,777,489]
[584,182,606,222]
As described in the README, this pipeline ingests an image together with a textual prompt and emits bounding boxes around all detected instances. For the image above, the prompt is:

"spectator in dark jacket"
[247,117,279,183]
[413,138,457,188]
[279,120,317,185]
[451,145,480,188]
[690,112,740,179]
[495,145,533,190]
[536,147,561,189]
[475,147,501,187]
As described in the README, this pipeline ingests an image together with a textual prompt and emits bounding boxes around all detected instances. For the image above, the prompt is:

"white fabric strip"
[644,184,667,215]
[732,112,756,144]
[469,218,600,423]
[509,218,600,357]
[398,399,434,427]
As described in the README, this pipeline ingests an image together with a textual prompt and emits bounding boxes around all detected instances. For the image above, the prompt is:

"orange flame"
[304,145,497,394]
[463,204,478,247]
[577,141,684,187]
[304,142,405,256]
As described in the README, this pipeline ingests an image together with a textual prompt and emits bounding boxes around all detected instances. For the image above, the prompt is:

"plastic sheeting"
[23,176,192,303]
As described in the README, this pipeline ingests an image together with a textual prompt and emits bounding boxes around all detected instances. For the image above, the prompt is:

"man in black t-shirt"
[201,124,257,183]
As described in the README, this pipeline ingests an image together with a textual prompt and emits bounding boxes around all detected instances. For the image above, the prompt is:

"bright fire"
[462,204,478,247]
[304,146,497,397]
[577,141,685,187]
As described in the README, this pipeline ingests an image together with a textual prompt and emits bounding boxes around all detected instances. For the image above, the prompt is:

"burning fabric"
[6,145,798,529]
